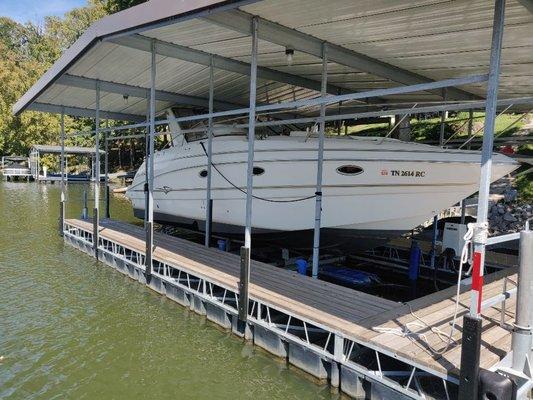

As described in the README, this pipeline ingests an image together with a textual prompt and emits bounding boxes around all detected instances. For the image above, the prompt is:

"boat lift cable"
[199,142,317,203]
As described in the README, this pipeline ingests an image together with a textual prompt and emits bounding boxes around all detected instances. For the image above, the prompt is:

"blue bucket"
[217,239,226,251]
[295,259,308,275]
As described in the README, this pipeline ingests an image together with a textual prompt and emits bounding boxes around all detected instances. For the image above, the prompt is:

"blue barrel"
[408,241,421,281]
[295,259,308,275]
[217,239,226,251]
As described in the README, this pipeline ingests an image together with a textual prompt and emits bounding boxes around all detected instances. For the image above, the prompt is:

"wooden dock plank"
[100,219,396,317]
[65,218,515,378]
[107,219,396,312]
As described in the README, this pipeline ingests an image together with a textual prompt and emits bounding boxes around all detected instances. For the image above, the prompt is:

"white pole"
[94,81,101,258]
[59,109,65,235]
[460,109,474,225]
[311,43,328,279]
[144,99,150,228]
[470,0,506,317]
[238,17,258,325]
[244,17,258,250]
[439,89,447,146]
[467,108,474,150]
[145,38,156,278]
[205,57,215,247]
[104,119,110,219]
[512,230,533,374]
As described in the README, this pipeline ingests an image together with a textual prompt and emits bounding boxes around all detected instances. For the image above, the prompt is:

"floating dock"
[64,218,517,399]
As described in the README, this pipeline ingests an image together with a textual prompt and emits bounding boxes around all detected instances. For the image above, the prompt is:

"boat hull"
[126,135,518,251]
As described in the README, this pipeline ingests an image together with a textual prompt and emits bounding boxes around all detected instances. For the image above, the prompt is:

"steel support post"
[82,188,88,219]
[460,110,474,224]
[467,108,474,150]
[93,81,101,259]
[104,119,110,219]
[311,43,328,279]
[460,200,466,225]
[439,89,447,146]
[512,230,533,373]
[459,1,506,398]
[59,109,65,236]
[205,57,214,247]
[470,0,506,318]
[144,99,150,228]
[240,17,258,324]
[145,38,156,280]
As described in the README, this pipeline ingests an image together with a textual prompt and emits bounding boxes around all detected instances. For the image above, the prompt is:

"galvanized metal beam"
[29,102,144,122]
[239,16,259,326]
[57,74,237,111]
[93,82,101,260]
[512,230,533,373]
[59,109,66,236]
[145,38,156,280]
[205,10,478,101]
[311,43,327,279]
[56,74,301,123]
[205,58,215,248]
[459,1,506,398]
[471,0,507,317]
[104,119,110,219]
[109,34,349,97]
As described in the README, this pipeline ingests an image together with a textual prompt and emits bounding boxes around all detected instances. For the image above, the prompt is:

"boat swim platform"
[63,218,517,399]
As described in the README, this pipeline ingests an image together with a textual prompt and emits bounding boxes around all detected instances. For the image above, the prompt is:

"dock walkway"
[64,218,516,398]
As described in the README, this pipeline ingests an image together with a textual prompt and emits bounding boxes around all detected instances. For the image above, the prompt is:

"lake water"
[0,181,335,399]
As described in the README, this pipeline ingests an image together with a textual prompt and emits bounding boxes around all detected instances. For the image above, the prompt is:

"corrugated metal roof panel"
[14,0,533,121]
[143,18,245,47]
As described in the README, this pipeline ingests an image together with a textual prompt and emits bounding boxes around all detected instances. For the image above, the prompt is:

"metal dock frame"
[63,220,465,400]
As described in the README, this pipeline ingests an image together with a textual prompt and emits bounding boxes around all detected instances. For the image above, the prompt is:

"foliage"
[103,0,147,14]
[516,171,533,202]
[0,0,144,171]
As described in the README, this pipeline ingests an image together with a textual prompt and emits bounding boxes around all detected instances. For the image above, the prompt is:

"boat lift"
[29,144,104,183]
[12,0,533,398]
[0,156,32,181]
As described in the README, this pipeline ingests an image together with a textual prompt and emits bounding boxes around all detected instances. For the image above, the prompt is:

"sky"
[1,0,87,25]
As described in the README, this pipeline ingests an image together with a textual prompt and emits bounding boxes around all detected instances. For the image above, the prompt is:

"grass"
[346,111,530,142]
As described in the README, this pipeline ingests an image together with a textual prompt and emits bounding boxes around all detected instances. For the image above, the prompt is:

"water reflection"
[0,181,334,400]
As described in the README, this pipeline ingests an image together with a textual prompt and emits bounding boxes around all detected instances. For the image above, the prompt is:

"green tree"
[0,1,106,157]
[102,0,147,14]
[1,0,146,170]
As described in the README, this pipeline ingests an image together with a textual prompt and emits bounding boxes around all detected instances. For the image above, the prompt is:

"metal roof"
[13,0,533,121]
[31,145,104,155]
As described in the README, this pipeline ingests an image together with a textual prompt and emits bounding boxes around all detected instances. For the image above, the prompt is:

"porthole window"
[199,169,208,178]
[253,166,265,176]
[336,165,363,176]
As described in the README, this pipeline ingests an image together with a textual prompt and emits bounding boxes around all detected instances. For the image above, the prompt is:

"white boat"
[126,127,518,251]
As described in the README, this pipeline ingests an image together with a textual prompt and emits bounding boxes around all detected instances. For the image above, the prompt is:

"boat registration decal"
[387,169,426,177]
